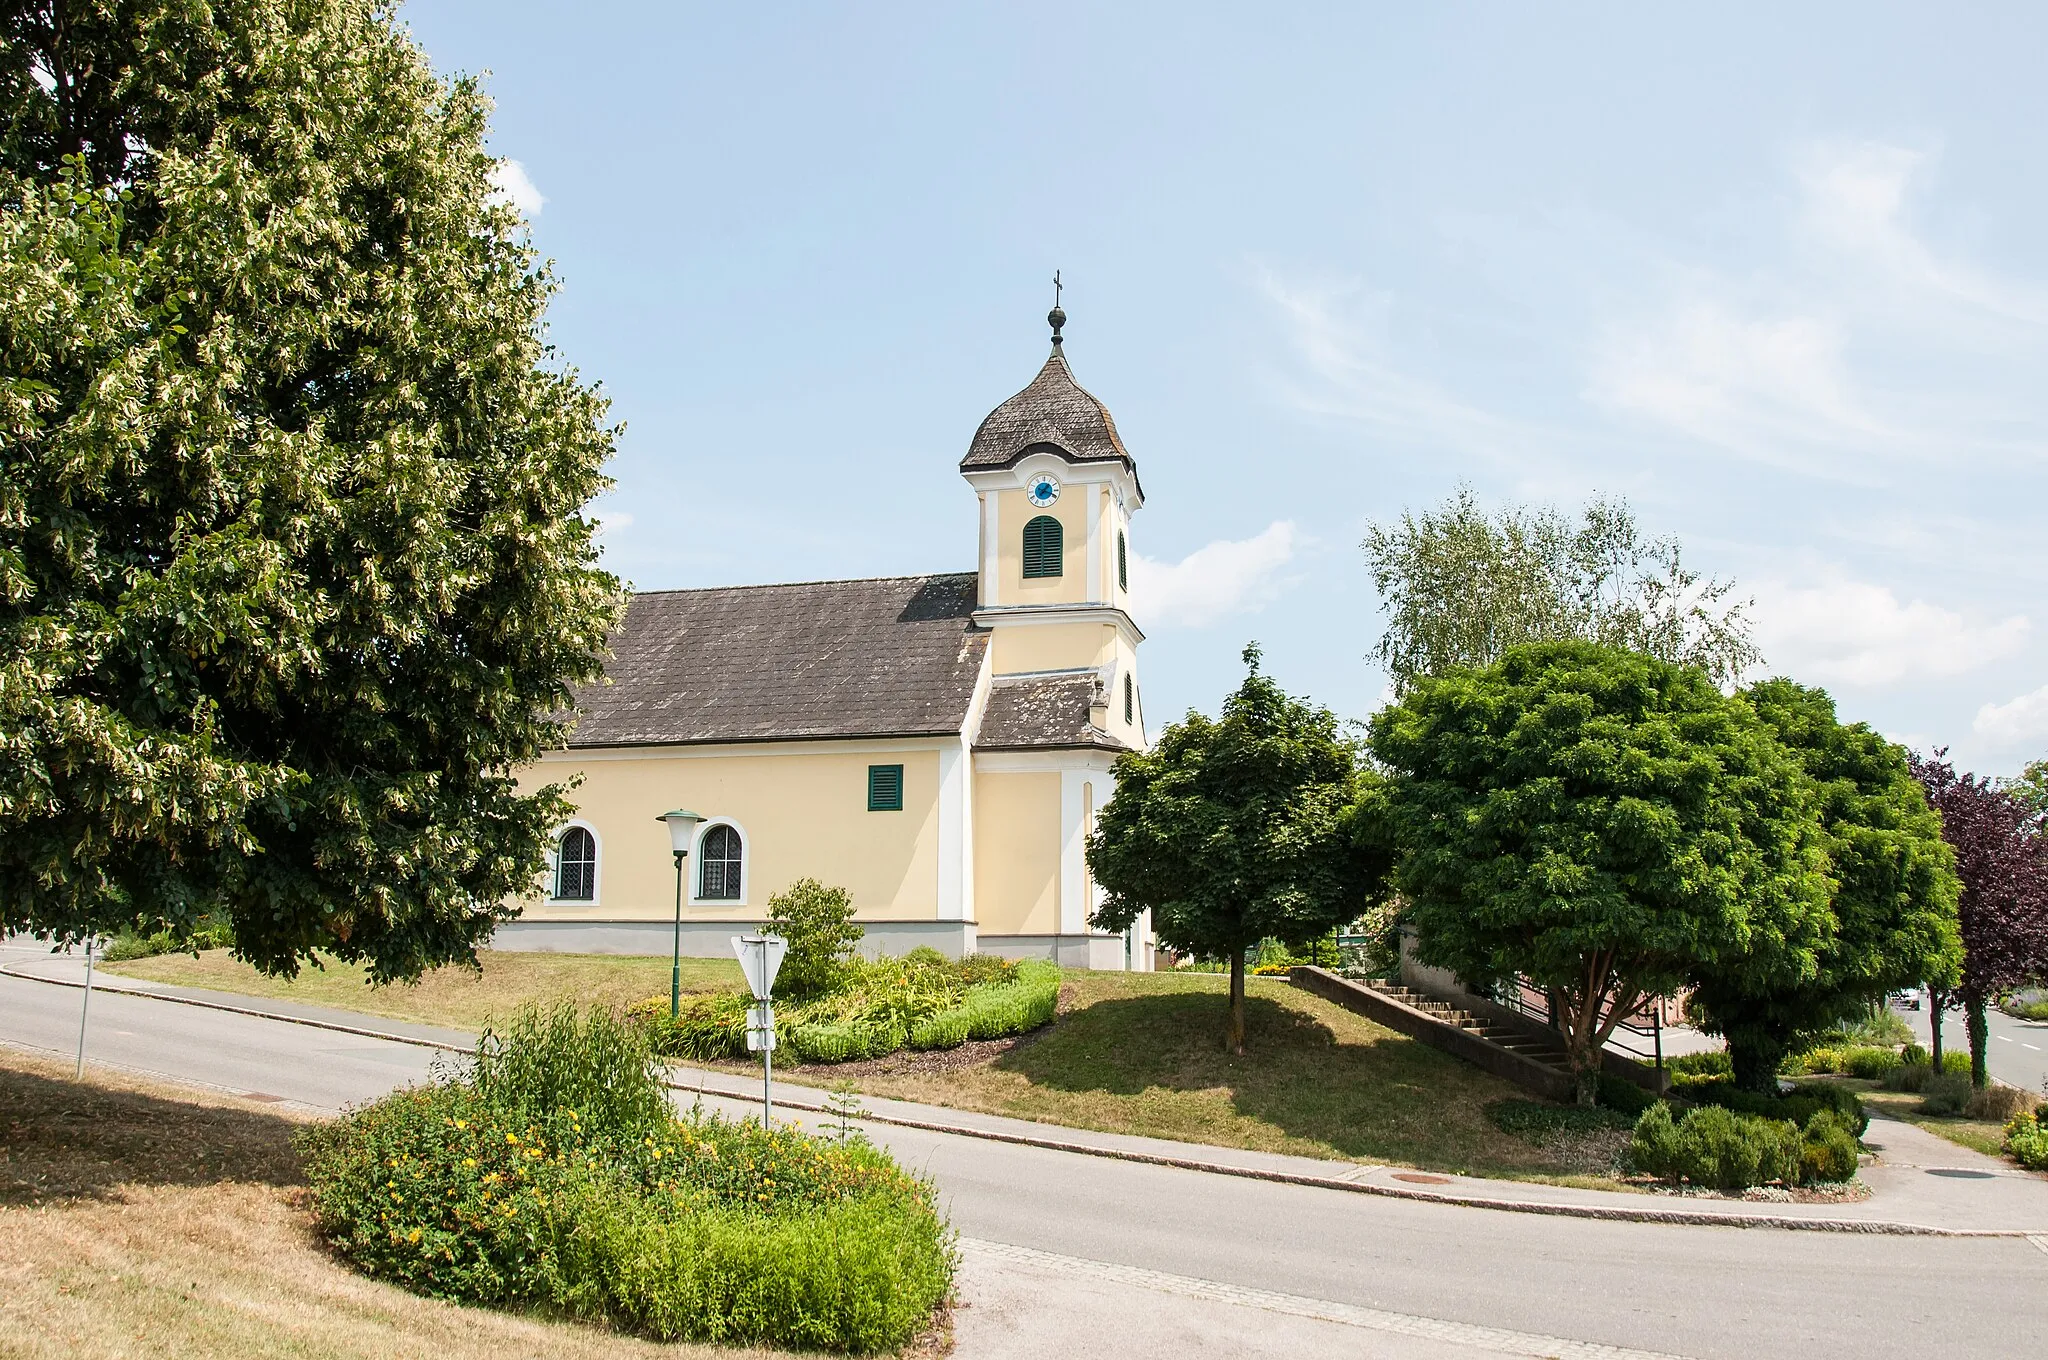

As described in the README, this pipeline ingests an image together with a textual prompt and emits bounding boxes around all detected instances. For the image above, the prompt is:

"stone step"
[1365,980,1572,1071]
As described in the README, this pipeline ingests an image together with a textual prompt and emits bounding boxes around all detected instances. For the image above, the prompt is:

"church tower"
[960,298,1146,749]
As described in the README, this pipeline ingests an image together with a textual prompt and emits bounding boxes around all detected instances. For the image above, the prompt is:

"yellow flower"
[463,1158,477,1168]
[506,1133,520,1145]
[408,1228,422,1244]
[454,1119,467,1130]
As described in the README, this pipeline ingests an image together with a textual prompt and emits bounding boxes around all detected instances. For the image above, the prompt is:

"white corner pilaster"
[1085,483,1102,603]
[981,493,1001,607]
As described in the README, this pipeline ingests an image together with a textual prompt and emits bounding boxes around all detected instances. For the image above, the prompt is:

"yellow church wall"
[989,621,1117,674]
[516,746,943,922]
[972,769,1062,936]
[993,486,1089,605]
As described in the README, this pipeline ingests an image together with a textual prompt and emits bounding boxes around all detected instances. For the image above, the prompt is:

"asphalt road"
[1895,995,2048,1093]
[4,970,2047,1360]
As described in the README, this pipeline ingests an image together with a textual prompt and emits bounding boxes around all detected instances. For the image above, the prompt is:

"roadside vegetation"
[301,1005,953,1351]
[0,1048,788,1360]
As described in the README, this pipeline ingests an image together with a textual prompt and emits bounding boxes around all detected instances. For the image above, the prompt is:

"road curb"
[4,960,2035,1239]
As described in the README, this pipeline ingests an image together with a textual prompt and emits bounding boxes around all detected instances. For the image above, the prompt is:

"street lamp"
[657,809,703,1018]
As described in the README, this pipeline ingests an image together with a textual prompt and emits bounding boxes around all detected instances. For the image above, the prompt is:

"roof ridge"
[628,570,974,599]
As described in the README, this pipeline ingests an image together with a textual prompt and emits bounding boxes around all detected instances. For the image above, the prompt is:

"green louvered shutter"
[868,764,904,811]
[1022,515,1063,578]
[1117,530,1127,591]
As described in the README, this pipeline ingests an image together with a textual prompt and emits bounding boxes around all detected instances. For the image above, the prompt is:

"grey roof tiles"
[961,347,1135,474]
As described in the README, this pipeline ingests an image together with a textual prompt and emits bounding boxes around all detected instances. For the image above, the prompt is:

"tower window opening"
[1124,674,1133,725]
[1117,530,1127,591]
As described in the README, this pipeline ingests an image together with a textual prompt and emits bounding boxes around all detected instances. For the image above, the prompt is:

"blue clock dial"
[1027,475,1061,507]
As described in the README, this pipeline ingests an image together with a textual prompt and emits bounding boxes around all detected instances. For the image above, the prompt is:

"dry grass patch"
[1855,1084,2008,1159]
[0,1049,788,1360]
[782,971,1604,1181]
[105,948,743,1032]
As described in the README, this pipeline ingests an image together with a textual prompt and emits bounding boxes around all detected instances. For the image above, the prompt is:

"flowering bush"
[299,1004,954,1350]
[2004,1111,2048,1170]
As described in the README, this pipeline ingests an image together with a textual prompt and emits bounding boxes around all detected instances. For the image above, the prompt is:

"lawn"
[0,1048,787,1360]
[779,971,1613,1183]
[1850,1083,2009,1159]
[104,948,743,1032]
[103,952,1618,1183]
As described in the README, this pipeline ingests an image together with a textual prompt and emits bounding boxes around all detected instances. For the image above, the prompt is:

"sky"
[410,2,2048,776]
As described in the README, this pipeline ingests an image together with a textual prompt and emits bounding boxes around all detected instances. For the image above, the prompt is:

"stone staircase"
[1361,980,1572,1075]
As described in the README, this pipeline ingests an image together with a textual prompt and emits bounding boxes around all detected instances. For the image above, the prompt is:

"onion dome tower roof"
[961,302,1136,478]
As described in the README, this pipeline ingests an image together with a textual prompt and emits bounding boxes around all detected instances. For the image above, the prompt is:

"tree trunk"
[1928,985,1947,1069]
[1572,1058,1600,1107]
[1727,1028,1788,1095]
[1227,947,1246,1056]
[1966,996,1990,1089]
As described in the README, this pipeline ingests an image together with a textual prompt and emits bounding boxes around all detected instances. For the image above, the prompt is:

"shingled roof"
[975,672,1131,752]
[568,574,988,748]
[961,347,1136,475]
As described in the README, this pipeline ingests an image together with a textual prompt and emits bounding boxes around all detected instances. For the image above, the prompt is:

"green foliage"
[2004,1112,2048,1170]
[631,956,1057,1066]
[100,914,235,962]
[1900,1043,1929,1067]
[1597,1074,1660,1116]
[297,1003,953,1349]
[1671,1069,1868,1137]
[1361,487,1761,694]
[1367,642,1831,1101]
[628,993,747,1063]
[1844,1047,1904,1081]
[1629,1103,1802,1191]
[1689,681,1962,1091]
[1798,1111,1861,1184]
[1089,646,1388,1052]
[764,879,864,1000]
[0,5,623,980]
[1882,1056,1968,1093]
[1486,1099,1634,1140]
[2004,997,2048,1022]
[1666,1050,1733,1081]
[1834,1007,1915,1048]
[1792,1046,1846,1076]
[1918,1071,1974,1115]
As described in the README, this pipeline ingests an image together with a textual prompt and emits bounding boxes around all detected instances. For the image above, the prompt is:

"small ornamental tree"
[765,878,863,1000]
[1687,681,1963,1092]
[1088,646,1386,1055]
[1368,642,1832,1104]
[1912,752,2048,1088]
[0,2,621,979]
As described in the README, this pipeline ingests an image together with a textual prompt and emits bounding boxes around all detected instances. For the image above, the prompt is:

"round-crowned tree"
[0,1,620,978]
[1688,681,1962,1092]
[1368,642,1832,1104]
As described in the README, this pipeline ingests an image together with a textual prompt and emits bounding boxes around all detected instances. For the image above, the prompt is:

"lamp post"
[657,809,703,1019]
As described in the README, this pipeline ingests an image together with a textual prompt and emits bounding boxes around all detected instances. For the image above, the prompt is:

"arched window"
[698,823,744,901]
[1117,530,1127,591]
[554,826,596,901]
[1022,515,1063,579]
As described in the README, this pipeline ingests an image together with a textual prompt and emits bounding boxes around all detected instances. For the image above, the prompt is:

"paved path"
[6,953,2048,1358]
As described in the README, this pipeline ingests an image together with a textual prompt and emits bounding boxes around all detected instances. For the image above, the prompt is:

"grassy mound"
[299,1004,953,1352]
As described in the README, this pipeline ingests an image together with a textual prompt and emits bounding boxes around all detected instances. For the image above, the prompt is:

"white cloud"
[1131,521,1301,629]
[1751,573,2029,686]
[488,159,546,216]
[1587,301,1890,473]
[1974,684,2048,747]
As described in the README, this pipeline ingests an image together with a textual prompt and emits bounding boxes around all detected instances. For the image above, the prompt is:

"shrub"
[766,878,865,999]
[952,960,1060,1040]
[299,1003,953,1350]
[1793,1047,1845,1076]
[1798,1111,1860,1184]
[1687,1080,1868,1138]
[1487,1099,1634,1139]
[1899,1043,1928,1068]
[100,914,235,962]
[907,1009,972,1051]
[2005,1112,2048,1170]
[1941,1049,1972,1076]
[1918,1072,1974,1116]
[1630,1103,1801,1191]
[1597,1074,1659,1116]
[1843,1047,1904,1081]
[1964,1083,2036,1123]
[1667,1050,1733,1081]
[632,993,746,1063]
[1833,1007,1913,1048]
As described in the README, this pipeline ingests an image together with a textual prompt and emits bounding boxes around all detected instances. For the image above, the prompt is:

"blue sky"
[411,2,2048,776]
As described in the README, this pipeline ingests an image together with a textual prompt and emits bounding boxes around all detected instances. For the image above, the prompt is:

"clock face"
[1026,473,1061,508]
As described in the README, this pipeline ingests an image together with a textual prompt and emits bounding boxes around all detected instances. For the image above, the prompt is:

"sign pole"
[75,936,96,1080]
[733,933,787,1129]
[762,1003,773,1125]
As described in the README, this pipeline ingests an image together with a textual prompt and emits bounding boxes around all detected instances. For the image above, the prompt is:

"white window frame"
[547,819,602,905]
[689,817,748,907]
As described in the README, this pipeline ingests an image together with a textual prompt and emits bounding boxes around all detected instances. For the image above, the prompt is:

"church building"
[499,304,1156,969]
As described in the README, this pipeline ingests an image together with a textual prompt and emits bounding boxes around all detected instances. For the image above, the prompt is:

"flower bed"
[299,1004,953,1352]
[633,950,1060,1065]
